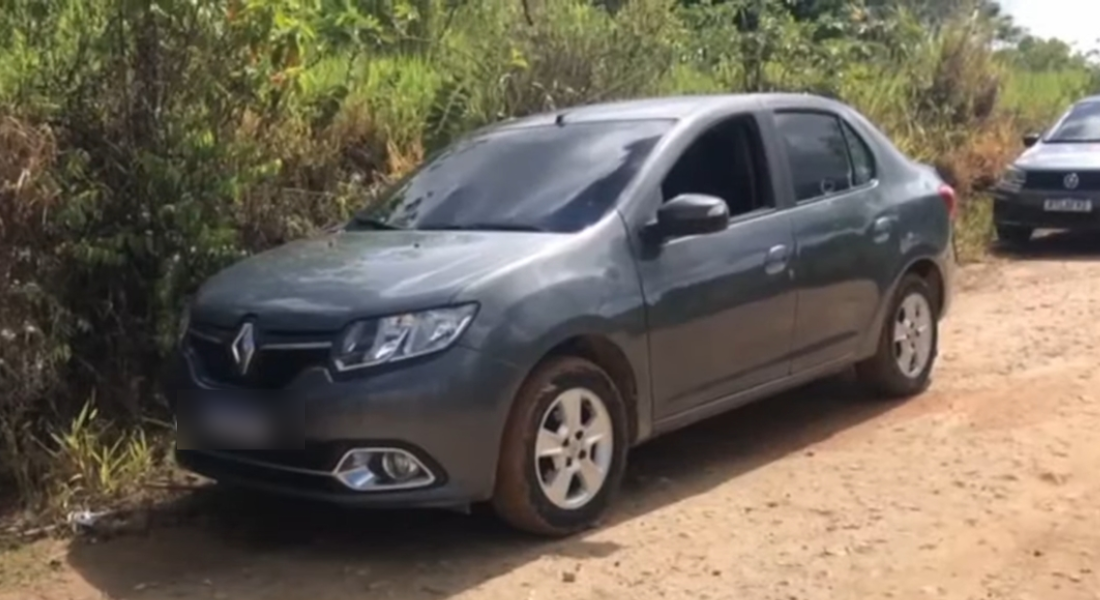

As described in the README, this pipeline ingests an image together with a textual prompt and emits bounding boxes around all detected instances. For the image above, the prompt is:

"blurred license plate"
[1044,198,1092,212]
[202,401,271,448]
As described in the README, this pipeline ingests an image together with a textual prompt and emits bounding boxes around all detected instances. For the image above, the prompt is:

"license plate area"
[1043,198,1092,212]
[174,389,303,450]
[200,400,273,448]
[176,395,278,449]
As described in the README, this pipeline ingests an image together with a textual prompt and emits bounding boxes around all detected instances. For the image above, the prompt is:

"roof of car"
[492,93,844,130]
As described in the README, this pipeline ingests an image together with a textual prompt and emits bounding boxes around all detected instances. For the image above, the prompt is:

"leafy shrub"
[0,112,70,500]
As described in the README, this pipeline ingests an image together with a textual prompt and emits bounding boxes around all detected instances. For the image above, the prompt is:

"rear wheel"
[996,224,1033,246]
[856,274,938,399]
[492,357,628,537]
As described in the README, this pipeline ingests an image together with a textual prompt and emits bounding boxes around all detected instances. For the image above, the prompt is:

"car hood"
[1017,142,1100,170]
[191,230,562,332]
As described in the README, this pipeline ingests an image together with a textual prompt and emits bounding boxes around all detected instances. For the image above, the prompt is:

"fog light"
[381,451,421,481]
[333,450,377,491]
[331,448,435,491]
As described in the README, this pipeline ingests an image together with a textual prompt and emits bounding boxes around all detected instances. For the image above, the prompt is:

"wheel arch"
[857,254,949,359]
[538,334,643,446]
[906,258,946,318]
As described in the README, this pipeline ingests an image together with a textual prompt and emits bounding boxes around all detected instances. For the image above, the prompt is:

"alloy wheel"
[534,388,614,510]
[893,292,934,378]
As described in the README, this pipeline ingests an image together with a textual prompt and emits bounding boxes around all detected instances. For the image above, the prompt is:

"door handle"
[764,244,789,275]
[872,216,896,244]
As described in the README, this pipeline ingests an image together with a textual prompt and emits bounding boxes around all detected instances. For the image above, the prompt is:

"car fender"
[453,218,654,447]
[468,283,653,438]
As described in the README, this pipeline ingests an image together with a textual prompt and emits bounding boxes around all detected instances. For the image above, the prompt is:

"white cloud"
[998,0,1100,52]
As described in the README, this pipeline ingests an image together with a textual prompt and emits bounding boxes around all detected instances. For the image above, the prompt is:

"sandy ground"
[5,232,1100,600]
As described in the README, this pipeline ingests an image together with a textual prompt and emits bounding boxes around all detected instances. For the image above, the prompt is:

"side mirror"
[650,194,730,240]
[1022,133,1040,148]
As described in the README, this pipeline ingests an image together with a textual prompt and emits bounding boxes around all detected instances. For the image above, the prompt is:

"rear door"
[771,110,888,372]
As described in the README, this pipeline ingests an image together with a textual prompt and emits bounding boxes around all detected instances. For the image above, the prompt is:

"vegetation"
[0,0,1097,518]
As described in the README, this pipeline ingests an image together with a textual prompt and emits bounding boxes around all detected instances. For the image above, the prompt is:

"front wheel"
[491,357,628,537]
[856,274,939,399]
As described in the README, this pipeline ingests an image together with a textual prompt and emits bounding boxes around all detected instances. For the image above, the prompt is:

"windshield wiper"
[1044,137,1100,144]
[418,222,547,232]
[349,213,404,230]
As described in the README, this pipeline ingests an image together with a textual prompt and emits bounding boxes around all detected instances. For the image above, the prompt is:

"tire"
[996,224,1033,246]
[855,274,939,399]
[492,356,629,537]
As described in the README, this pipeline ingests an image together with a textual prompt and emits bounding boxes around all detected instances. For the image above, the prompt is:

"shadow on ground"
[66,373,899,600]
[993,230,1100,262]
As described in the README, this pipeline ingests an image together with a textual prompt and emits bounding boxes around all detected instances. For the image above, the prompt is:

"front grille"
[221,444,352,472]
[177,449,350,494]
[187,327,332,390]
[1022,170,1100,191]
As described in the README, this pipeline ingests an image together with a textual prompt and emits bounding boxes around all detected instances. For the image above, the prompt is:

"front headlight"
[333,304,478,372]
[999,166,1026,192]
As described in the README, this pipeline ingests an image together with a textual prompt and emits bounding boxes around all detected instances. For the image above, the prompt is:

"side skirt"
[647,355,854,441]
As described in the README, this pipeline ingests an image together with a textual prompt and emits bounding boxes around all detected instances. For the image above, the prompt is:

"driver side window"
[660,115,775,218]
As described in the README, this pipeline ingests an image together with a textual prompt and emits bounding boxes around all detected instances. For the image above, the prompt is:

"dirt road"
[6,233,1100,600]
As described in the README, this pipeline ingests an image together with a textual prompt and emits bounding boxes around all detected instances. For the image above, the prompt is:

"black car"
[994,96,1100,245]
[169,94,955,536]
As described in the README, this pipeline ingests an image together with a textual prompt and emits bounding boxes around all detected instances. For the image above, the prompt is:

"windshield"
[1045,101,1100,143]
[353,119,673,233]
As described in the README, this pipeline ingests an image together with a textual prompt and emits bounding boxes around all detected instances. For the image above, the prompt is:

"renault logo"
[230,321,257,375]
[1065,172,1080,190]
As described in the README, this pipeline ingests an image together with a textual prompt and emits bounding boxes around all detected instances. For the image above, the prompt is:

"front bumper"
[993,190,1100,230]
[167,345,524,508]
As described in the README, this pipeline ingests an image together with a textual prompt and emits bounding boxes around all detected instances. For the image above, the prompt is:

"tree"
[864,0,1021,40]
[1002,34,1097,72]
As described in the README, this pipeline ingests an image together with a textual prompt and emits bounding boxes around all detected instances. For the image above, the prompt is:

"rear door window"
[840,121,876,186]
[775,112,854,202]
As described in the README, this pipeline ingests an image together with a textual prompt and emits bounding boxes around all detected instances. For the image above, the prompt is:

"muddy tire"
[491,357,629,537]
[856,274,939,399]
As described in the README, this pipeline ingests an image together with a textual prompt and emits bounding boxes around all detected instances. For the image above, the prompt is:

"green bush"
[0,0,1095,511]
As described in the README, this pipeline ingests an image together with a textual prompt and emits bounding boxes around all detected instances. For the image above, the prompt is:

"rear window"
[1046,101,1100,143]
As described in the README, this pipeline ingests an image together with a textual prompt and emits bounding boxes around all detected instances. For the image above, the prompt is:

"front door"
[633,114,798,420]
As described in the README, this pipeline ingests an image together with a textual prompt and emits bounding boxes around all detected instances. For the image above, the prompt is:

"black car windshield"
[1045,101,1100,143]
[353,119,673,233]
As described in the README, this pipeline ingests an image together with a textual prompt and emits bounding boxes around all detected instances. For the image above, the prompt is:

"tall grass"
[1001,68,1096,128]
[0,0,1095,514]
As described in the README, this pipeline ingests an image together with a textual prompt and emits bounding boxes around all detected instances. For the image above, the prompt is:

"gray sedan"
[168,93,955,536]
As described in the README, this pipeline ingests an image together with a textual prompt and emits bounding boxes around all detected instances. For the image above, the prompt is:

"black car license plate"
[1043,198,1092,213]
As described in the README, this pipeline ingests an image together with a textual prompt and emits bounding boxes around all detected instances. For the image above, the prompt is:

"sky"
[998,0,1100,53]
